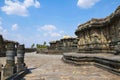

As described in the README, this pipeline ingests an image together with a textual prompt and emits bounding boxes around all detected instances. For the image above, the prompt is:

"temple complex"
[0,4,120,80]
[62,5,120,75]
[49,36,78,52]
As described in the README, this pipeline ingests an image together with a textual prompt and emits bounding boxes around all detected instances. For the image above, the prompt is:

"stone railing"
[0,43,28,80]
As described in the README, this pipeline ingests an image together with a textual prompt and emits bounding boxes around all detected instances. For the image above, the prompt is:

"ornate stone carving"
[114,42,120,55]
[75,5,120,53]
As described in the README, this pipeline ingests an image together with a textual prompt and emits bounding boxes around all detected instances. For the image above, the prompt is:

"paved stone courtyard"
[24,52,120,80]
[0,52,120,80]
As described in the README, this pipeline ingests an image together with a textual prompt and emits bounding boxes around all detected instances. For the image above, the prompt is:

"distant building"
[49,36,78,52]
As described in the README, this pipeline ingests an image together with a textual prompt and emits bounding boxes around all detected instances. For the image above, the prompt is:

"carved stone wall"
[75,5,120,53]
[49,38,78,52]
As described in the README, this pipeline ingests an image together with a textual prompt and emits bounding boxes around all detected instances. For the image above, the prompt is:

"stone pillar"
[0,35,4,46]
[17,44,25,72]
[0,64,2,80]
[4,43,16,78]
[0,35,5,57]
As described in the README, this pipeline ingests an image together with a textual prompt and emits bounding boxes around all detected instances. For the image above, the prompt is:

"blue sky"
[0,0,120,47]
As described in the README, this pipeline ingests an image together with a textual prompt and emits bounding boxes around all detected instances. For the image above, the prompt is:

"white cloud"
[38,24,64,38]
[0,18,8,36]
[0,17,42,47]
[11,24,19,31]
[24,0,40,8]
[0,26,8,38]
[0,17,2,25]
[40,25,57,31]
[34,0,40,8]
[59,31,64,34]
[43,32,62,37]
[77,0,100,9]
[0,26,3,31]
[1,0,40,16]
[43,33,48,37]
[50,32,61,37]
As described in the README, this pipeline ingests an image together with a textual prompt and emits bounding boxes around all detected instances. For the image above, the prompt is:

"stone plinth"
[62,53,120,75]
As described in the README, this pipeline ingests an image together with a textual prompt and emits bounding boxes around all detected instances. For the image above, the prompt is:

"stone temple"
[49,35,78,53]
[63,5,120,75]
[75,5,120,54]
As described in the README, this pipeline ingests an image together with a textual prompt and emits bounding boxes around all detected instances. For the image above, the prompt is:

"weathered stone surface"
[75,5,120,53]
[23,52,120,80]
[0,35,19,57]
[17,44,25,72]
[0,35,6,57]
[63,53,120,75]
[3,43,16,79]
[0,64,2,80]
[0,64,2,72]
[49,37,78,53]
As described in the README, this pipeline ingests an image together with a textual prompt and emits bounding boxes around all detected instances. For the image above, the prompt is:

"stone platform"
[1,52,120,80]
[62,53,120,75]
[23,52,120,80]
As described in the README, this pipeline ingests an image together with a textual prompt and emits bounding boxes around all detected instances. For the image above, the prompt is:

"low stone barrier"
[25,48,36,53]
[36,48,63,54]
[62,53,120,75]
